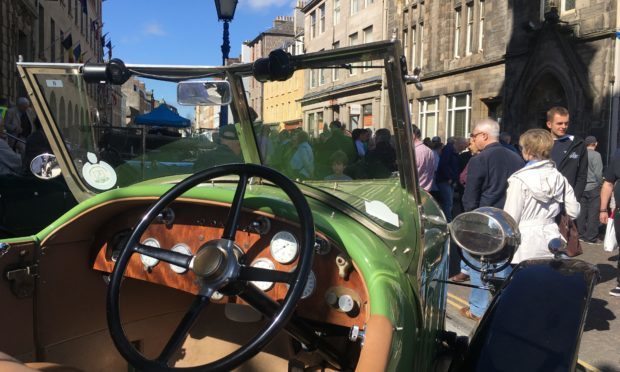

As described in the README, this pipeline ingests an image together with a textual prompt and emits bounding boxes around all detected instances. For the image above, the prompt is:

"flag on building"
[61,34,73,50]
[73,43,81,62]
[101,32,109,48]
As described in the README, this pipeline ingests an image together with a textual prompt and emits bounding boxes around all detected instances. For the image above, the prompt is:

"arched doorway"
[525,73,567,130]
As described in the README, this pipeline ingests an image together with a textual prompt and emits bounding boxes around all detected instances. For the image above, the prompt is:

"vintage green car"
[0,40,597,371]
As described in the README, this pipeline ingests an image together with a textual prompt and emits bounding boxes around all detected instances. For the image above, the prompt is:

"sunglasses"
[470,132,486,138]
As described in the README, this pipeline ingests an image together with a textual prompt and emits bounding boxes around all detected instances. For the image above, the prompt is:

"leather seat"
[0,352,83,372]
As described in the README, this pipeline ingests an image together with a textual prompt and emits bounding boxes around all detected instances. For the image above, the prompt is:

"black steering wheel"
[107,164,315,371]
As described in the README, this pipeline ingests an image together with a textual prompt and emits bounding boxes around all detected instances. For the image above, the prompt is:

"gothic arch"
[59,97,66,129]
[523,70,568,130]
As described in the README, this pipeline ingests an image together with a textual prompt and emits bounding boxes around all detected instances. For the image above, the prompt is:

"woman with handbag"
[504,129,580,263]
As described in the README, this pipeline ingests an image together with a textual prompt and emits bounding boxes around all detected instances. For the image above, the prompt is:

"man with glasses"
[459,118,524,321]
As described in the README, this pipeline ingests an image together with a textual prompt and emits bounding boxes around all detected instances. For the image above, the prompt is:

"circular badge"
[82,152,117,190]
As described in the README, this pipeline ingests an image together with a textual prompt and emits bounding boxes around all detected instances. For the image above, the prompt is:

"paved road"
[445,241,620,372]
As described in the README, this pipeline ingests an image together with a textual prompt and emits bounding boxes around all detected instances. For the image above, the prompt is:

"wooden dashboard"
[92,201,369,328]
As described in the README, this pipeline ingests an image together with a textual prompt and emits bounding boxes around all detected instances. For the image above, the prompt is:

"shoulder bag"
[556,181,583,257]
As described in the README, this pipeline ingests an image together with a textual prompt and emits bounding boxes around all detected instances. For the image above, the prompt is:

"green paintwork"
[23,178,436,370]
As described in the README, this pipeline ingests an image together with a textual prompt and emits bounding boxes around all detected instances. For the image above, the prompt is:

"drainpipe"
[610,13,620,162]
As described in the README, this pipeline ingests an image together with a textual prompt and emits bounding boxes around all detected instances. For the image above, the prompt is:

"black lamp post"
[215,0,238,127]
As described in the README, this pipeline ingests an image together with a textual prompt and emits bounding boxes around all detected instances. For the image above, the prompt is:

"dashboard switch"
[338,294,358,316]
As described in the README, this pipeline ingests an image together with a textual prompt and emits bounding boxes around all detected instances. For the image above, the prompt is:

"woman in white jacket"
[504,129,580,264]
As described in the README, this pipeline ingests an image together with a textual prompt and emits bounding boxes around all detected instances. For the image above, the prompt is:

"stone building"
[301,0,387,136]
[121,76,154,126]
[262,6,305,130]
[245,16,296,121]
[398,0,619,160]
[1,0,104,104]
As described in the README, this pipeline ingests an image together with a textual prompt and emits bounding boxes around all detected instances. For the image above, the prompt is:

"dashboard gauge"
[287,268,316,299]
[169,243,192,274]
[140,238,160,269]
[301,270,316,299]
[270,231,299,264]
[250,258,275,291]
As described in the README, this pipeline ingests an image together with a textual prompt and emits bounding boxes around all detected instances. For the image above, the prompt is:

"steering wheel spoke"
[134,243,193,269]
[222,173,249,240]
[238,266,293,283]
[157,295,211,364]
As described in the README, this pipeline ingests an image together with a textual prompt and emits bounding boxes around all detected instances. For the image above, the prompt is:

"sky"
[103,0,296,118]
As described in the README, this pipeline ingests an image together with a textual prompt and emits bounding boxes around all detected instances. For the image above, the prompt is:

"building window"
[411,26,417,69]
[349,33,358,75]
[310,69,318,88]
[362,104,373,127]
[419,23,424,68]
[307,112,316,135]
[68,0,71,15]
[363,26,373,71]
[409,100,414,123]
[403,29,408,65]
[38,5,45,56]
[334,0,341,25]
[466,3,473,55]
[74,0,78,25]
[419,97,438,137]
[319,67,326,85]
[310,11,317,39]
[365,0,373,7]
[478,0,485,51]
[50,18,56,62]
[317,112,324,134]
[454,8,461,58]
[60,30,65,62]
[319,4,326,34]
[351,0,359,15]
[332,41,340,81]
[541,0,575,17]
[446,92,472,137]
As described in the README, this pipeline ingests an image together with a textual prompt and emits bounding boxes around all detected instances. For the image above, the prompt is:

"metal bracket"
[5,263,38,298]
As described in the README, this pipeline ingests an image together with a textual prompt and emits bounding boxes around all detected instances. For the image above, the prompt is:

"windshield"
[21,44,415,230]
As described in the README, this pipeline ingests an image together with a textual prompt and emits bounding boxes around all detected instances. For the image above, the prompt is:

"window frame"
[418,96,439,137]
[310,11,317,39]
[349,32,359,75]
[363,26,373,71]
[478,0,485,52]
[466,3,473,55]
[454,8,461,58]
[319,4,326,34]
[334,0,341,25]
[446,92,472,138]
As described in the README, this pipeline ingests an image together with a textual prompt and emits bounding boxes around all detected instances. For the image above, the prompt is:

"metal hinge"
[6,264,38,298]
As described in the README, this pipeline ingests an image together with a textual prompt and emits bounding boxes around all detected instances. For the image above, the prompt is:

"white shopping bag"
[604,218,618,252]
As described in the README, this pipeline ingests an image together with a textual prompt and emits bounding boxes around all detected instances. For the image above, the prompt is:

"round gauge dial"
[287,269,316,299]
[250,258,275,291]
[270,231,299,264]
[140,238,160,269]
[301,270,316,299]
[169,243,192,274]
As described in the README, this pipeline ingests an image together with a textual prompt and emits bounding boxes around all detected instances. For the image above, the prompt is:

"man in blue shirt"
[459,118,524,321]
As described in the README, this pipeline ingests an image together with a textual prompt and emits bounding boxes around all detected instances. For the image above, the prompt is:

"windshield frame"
[17,40,420,206]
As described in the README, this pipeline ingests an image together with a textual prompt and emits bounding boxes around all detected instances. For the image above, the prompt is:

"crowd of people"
[416,106,618,322]
[0,97,51,176]
[197,119,398,181]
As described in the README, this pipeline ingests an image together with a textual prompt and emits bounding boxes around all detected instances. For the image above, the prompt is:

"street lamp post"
[215,0,238,127]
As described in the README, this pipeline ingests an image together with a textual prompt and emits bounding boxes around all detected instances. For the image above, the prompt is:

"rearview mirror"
[30,153,61,180]
[177,81,232,106]
[450,207,520,264]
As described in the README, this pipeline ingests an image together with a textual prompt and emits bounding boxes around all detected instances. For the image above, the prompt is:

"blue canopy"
[134,105,191,128]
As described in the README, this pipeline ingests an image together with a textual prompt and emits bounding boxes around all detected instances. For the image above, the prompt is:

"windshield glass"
[25,52,410,230]
[31,69,241,189]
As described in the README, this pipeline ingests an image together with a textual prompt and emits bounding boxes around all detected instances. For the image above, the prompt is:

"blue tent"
[134,104,191,128]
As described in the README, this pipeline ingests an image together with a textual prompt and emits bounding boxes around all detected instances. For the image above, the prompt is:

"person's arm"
[463,157,483,211]
[563,180,581,219]
[573,143,588,199]
[600,180,614,224]
[503,178,525,224]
